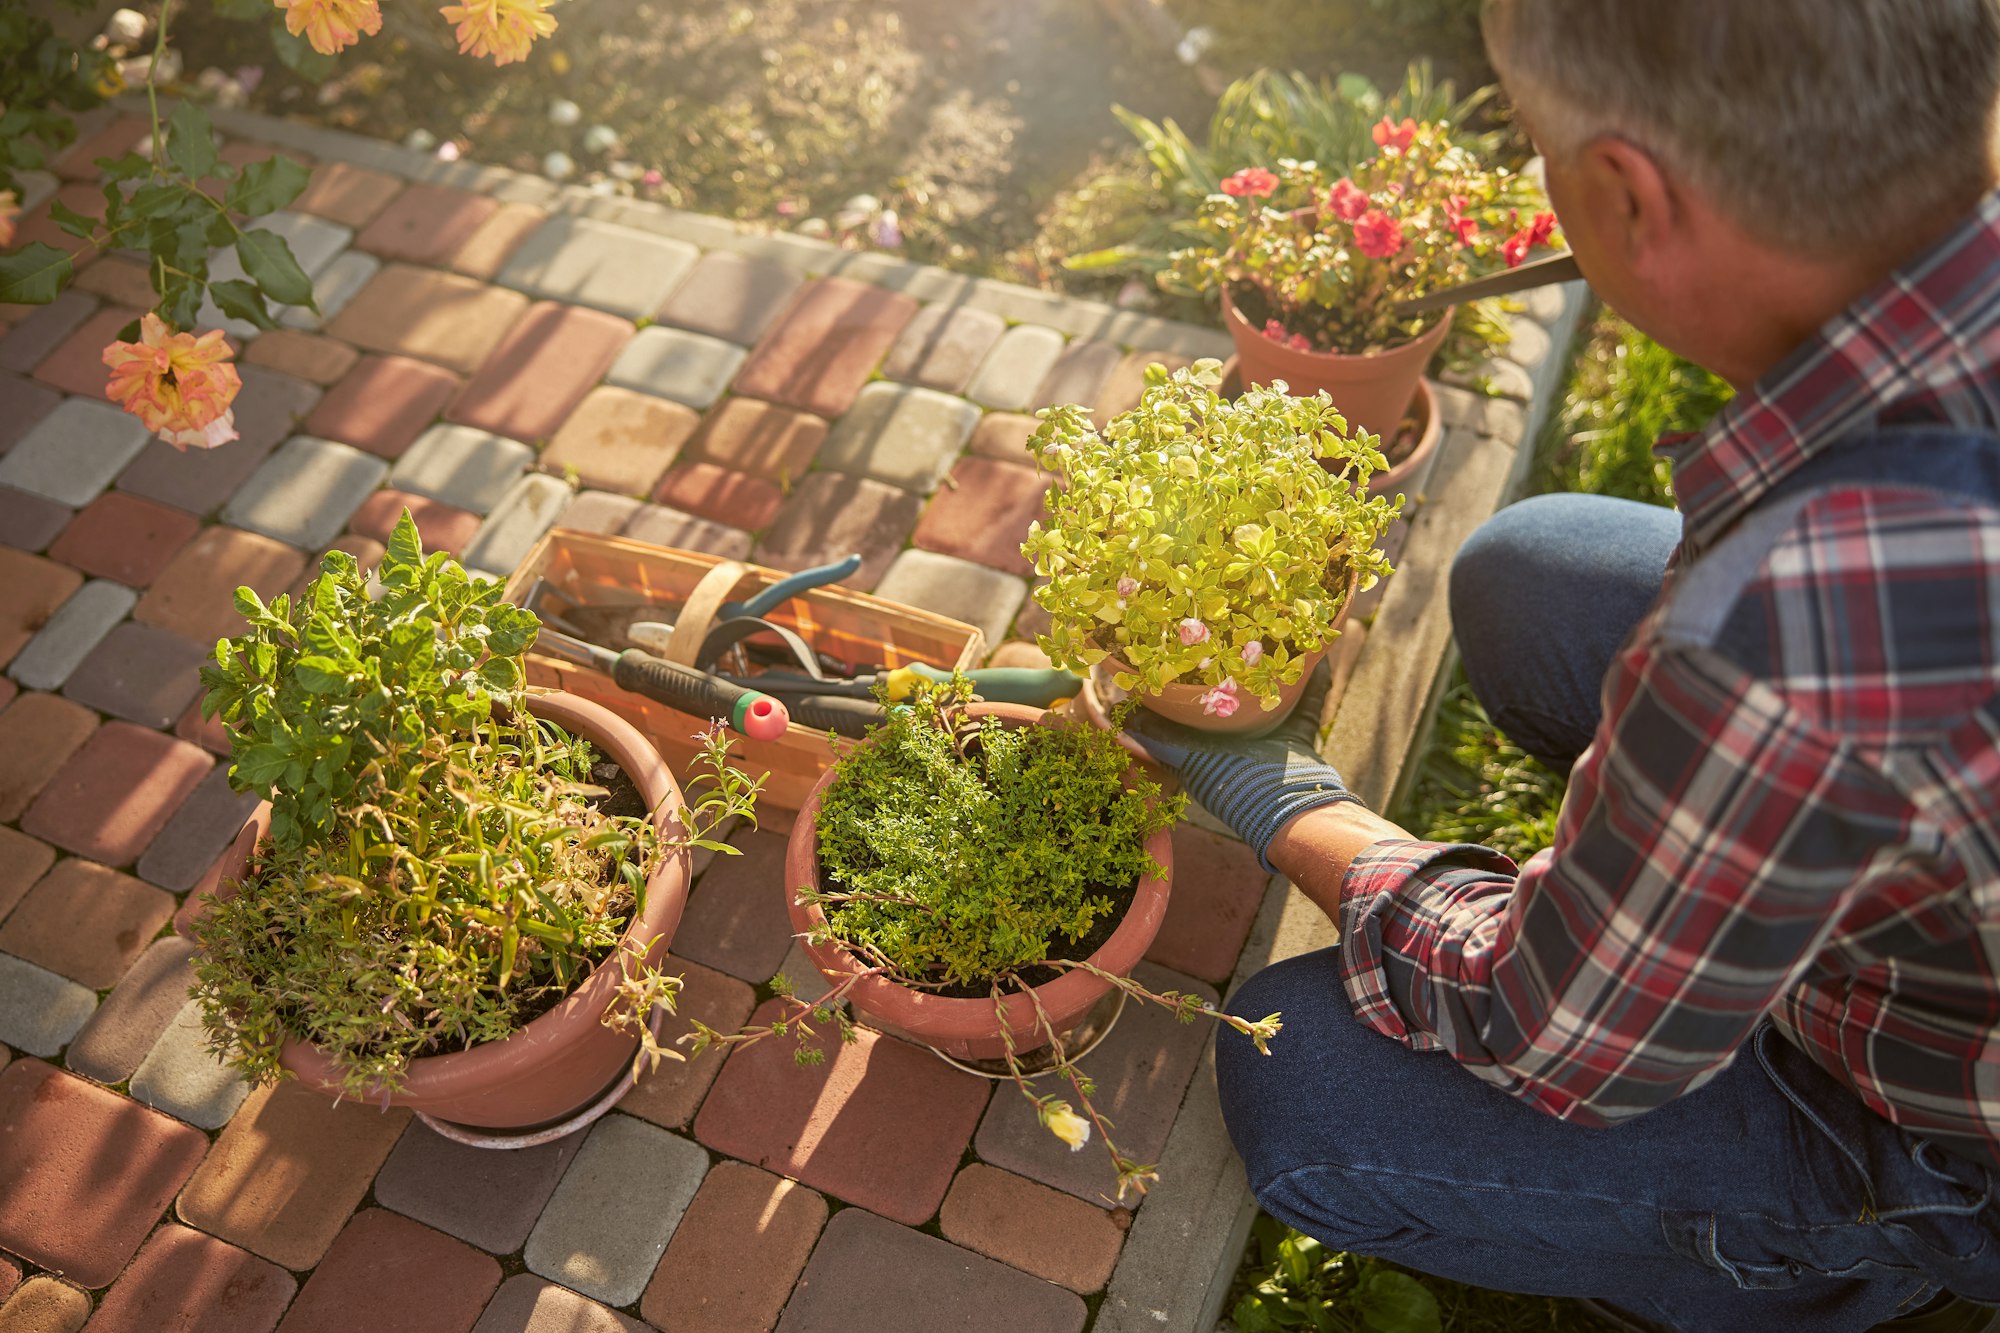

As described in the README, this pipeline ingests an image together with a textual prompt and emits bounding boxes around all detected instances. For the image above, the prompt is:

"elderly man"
[1131,3,2000,1330]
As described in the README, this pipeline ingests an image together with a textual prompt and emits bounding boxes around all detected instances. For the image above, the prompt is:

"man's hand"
[1121,659,1363,872]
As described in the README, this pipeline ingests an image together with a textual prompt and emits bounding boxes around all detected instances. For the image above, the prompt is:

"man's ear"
[1571,135,1682,268]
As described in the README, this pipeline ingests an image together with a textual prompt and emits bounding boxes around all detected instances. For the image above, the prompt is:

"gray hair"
[1483,0,2000,255]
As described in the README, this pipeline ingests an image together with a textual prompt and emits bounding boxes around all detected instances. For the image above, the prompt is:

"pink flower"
[101,314,241,452]
[1502,226,1533,268]
[1220,167,1278,198]
[1241,640,1264,666]
[1326,177,1368,222]
[1199,679,1240,718]
[1443,195,1478,247]
[1117,575,1139,599]
[1352,209,1404,260]
[1177,618,1209,646]
[1371,116,1417,155]
[1527,210,1558,247]
[1261,319,1310,352]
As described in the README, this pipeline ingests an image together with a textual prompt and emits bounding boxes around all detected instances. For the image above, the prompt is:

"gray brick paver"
[620,503,752,560]
[0,952,96,1057]
[280,249,383,332]
[0,399,151,507]
[965,324,1069,411]
[7,579,135,691]
[817,381,980,494]
[136,763,262,893]
[523,1112,709,1308]
[222,435,388,550]
[605,327,748,410]
[872,549,1025,652]
[498,215,700,319]
[389,424,535,513]
[460,473,571,577]
[882,303,1006,394]
[655,250,804,345]
[65,936,198,1085]
[128,998,249,1129]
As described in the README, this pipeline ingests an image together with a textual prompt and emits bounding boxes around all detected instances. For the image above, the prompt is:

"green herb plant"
[1232,1216,1443,1333]
[1022,359,1400,714]
[684,677,1281,1201]
[192,512,759,1095]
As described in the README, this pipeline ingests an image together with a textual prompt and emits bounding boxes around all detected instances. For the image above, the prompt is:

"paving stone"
[137,763,264,894]
[473,1275,648,1333]
[278,1208,499,1333]
[912,456,1048,576]
[618,958,756,1131]
[7,181,107,273]
[174,801,270,938]
[873,549,1026,652]
[54,112,151,179]
[0,397,151,506]
[389,423,535,513]
[87,1223,295,1333]
[940,1162,1126,1293]
[776,1207,1085,1333]
[620,503,753,559]
[605,326,747,410]
[115,365,325,517]
[0,1276,91,1332]
[0,293,98,376]
[1094,350,1195,427]
[651,462,784,532]
[541,386,698,495]
[0,826,55,925]
[0,375,62,455]
[0,1255,14,1300]
[0,691,98,821]
[199,212,357,337]
[1441,353,1535,403]
[753,472,924,591]
[967,411,1040,464]
[0,954,96,1056]
[683,396,827,484]
[348,489,482,557]
[71,255,157,311]
[882,302,1007,394]
[356,183,499,265]
[45,491,201,586]
[523,1113,709,1307]
[974,962,1215,1208]
[293,161,404,228]
[657,250,804,344]
[137,525,307,645]
[1035,338,1123,413]
[279,248,381,331]
[8,579,135,691]
[242,328,362,385]
[448,201,548,281]
[129,998,250,1128]
[61,619,207,729]
[640,1161,826,1333]
[373,1119,582,1254]
[179,1080,413,1270]
[65,935,198,1085]
[222,434,389,549]
[328,265,531,376]
[696,996,989,1224]
[306,353,462,459]
[966,325,1068,411]
[175,694,236,756]
[555,489,643,534]
[0,1059,208,1284]
[21,721,212,867]
[310,534,385,579]
[450,302,634,443]
[0,487,72,552]
[818,381,979,494]
[459,472,570,576]
[498,215,700,319]
[733,277,919,418]
[669,826,795,984]
[0,856,176,988]
[1146,825,1269,984]
[769,938,832,1005]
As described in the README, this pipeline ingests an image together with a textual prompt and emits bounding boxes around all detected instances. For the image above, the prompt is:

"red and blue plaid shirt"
[1339,191,2000,1162]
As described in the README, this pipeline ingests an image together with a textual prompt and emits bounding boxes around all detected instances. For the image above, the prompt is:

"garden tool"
[712,663,1085,708]
[1392,250,1583,316]
[532,626,795,741]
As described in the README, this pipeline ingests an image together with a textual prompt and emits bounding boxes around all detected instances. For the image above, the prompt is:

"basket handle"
[659,559,752,666]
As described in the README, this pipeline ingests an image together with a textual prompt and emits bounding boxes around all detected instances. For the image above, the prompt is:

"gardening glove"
[1120,658,1361,872]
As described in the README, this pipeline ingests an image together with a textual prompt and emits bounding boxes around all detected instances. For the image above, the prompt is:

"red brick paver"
[64,620,217,730]
[696,998,990,1224]
[967,411,1040,463]
[640,1161,826,1333]
[669,828,795,983]
[685,396,828,482]
[347,489,481,557]
[243,330,362,386]
[29,304,143,400]
[0,1060,209,1288]
[0,548,83,668]
[652,462,785,533]
[732,277,918,418]
[276,1209,500,1333]
[327,265,529,377]
[618,958,757,1129]
[0,826,56,923]
[21,722,211,867]
[137,526,307,645]
[305,353,462,459]
[912,455,1048,575]
[938,1163,1127,1293]
[355,184,499,265]
[0,1276,91,1332]
[292,162,404,228]
[448,202,546,281]
[0,857,176,988]
[0,374,62,454]
[9,182,108,273]
[1146,824,1271,983]
[89,1224,296,1333]
[71,255,157,311]
[542,386,699,496]
[0,692,99,822]
[754,471,925,591]
[447,301,633,444]
[54,113,151,180]
[46,492,201,587]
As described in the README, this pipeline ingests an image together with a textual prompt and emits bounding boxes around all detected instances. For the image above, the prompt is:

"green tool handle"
[896,663,1084,706]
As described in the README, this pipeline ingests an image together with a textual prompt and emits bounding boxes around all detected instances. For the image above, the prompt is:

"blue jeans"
[1217,494,2000,1331]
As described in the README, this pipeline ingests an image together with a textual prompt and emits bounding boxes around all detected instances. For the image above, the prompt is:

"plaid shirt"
[1338,191,2000,1162]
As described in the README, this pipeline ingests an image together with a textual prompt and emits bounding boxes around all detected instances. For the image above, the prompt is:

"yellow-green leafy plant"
[191,512,759,1094]
[1022,359,1401,717]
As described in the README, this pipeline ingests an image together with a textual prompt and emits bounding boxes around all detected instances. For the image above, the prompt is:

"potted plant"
[1021,359,1400,732]
[1164,117,1559,440]
[190,513,758,1131]
[684,677,1281,1201]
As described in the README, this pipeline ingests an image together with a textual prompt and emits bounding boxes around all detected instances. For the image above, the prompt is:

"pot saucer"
[924,988,1126,1079]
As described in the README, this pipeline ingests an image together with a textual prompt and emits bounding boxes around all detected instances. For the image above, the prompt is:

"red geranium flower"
[1527,210,1558,246]
[1221,167,1279,198]
[1371,116,1417,155]
[1353,208,1404,260]
[1327,177,1369,222]
[1443,195,1479,247]
[1501,227,1533,268]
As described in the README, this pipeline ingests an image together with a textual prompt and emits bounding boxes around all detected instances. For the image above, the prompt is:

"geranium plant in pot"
[684,677,1281,1201]
[1165,117,1559,440]
[189,513,759,1131]
[1021,359,1400,733]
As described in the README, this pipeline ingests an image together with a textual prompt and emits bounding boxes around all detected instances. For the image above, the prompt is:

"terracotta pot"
[785,702,1174,1062]
[209,691,693,1130]
[1222,287,1454,444]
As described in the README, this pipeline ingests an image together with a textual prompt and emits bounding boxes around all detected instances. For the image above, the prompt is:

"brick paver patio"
[0,102,1581,1332]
